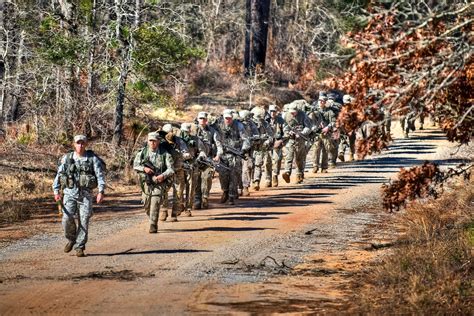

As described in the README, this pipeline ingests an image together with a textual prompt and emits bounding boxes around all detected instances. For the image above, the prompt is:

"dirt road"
[0,126,466,314]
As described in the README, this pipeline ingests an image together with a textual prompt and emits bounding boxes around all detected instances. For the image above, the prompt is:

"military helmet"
[239,110,251,119]
[343,95,353,104]
[162,123,174,133]
[250,107,265,119]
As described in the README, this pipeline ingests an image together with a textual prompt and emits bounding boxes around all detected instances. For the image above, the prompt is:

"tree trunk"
[112,0,141,147]
[244,0,252,76]
[244,0,271,76]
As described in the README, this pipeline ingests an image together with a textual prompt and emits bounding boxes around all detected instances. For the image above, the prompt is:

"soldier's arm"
[162,152,175,178]
[302,113,313,135]
[92,156,106,194]
[52,155,66,195]
[133,150,145,173]
[238,122,251,152]
[212,128,224,157]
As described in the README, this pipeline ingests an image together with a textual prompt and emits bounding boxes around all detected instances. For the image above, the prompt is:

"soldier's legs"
[272,148,283,176]
[295,143,306,177]
[283,142,295,175]
[62,195,79,244]
[253,151,264,184]
[320,137,330,170]
[75,194,93,250]
[219,155,232,196]
[313,138,323,170]
[264,150,273,181]
[187,168,199,211]
[171,169,186,219]
[242,157,253,189]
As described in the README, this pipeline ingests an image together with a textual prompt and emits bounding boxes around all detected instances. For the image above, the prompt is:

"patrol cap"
[343,95,353,104]
[268,104,277,112]
[223,109,233,118]
[147,132,160,141]
[74,135,87,143]
[180,122,192,132]
[162,123,173,133]
[197,111,208,119]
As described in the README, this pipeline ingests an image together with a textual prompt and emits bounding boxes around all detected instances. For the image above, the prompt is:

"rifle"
[223,144,247,160]
[142,160,169,186]
[289,126,309,141]
[250,134,270,143]
[197,157,230,172]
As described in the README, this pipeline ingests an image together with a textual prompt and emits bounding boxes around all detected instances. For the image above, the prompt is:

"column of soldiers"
[54,92,391,256]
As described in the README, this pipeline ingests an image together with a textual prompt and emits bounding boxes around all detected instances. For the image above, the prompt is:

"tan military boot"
[168,216,178,222]
[159,210,168,221]
[76,249,85,257]
[182,210,192,217]
[338,153,345,162]
[312,166,319,173]
[64,241,75,253]
[272,175,278,187]
[264,180,272,188]
[242,187,250,196]
[282,172,291,183]
[348,153,354,161]
[228,196,235,205]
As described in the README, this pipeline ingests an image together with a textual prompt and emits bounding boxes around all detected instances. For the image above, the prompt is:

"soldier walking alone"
[53,135,106,257]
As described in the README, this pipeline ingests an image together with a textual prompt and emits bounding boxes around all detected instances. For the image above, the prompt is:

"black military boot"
[149,223,158,233]
[220,191,229,203]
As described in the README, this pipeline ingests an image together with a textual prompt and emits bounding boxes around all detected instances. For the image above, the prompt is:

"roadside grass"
[349,177,473,314]
[0,173,53,225]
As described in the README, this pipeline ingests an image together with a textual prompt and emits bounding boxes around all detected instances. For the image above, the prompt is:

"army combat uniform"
[134,142,174,230]
[251,109,274,190]
[282,105,312,183]
[265,111,285,187]
[194,120,223,209]
[53,149,106,253]
[214,113,250,204]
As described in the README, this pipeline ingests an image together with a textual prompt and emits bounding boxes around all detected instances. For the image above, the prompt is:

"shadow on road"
[88,248,212,257]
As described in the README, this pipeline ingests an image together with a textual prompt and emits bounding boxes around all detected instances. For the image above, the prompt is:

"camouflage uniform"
[239,111,259,195]
[161,131,189,221]
[179,124,207,213]
[250,108,274,189]
[53,148,106,252]
[313,101,337,171]
[214,112,250,204]
[282,105,312,183]
[265,111,285,186]
[134,141,174,229]
[194,122,224,208]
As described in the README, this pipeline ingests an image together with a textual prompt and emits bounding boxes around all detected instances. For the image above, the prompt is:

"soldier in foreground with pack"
[53,135,106,257]
[133,132,174,233]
